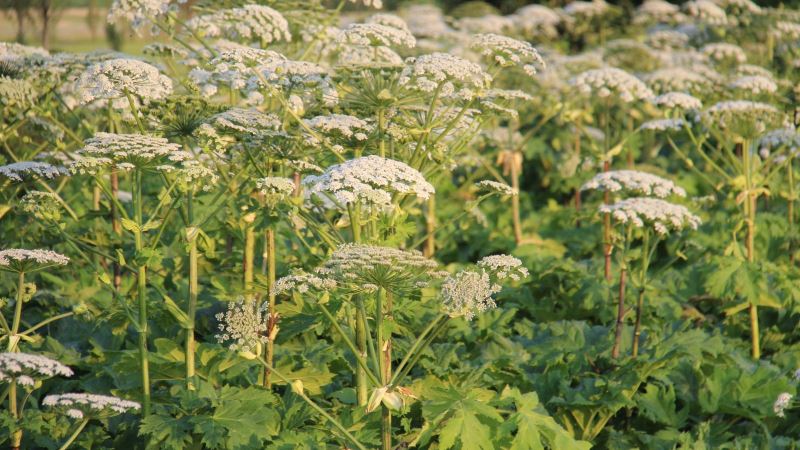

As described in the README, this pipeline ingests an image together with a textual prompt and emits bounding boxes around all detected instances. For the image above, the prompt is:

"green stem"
[133,169,151,415]
[742,140,760,360]
[9,379,20,449]
[185,201,198,390]
[317,303,381,388]
[58,418,89,450]
[263,227,276,389]
[8,271,25,352]
[632,229,651,358]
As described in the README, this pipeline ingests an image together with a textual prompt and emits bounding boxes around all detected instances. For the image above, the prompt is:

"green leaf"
[120,217,140,233]
[499,387,592,450]
[637,383,688,428]
[141,219,163,232]
[140,414,193,450]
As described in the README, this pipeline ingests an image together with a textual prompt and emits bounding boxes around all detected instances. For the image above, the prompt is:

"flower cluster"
[653,92,703,111]
[476,180,517,196]
[639,118,687,132]
[774,392,794,418]
[76,58,172,105]
[399,53,492,101]
[572,68,654,103]
[186,5,291,46]
[477,254,529,281]
[303,156,434,209]
[338,23,416,49]
[440,269,500,320]
[702,101,783,136]
[509,5,561,39]
[701,43,747,65]
[303,114,374,148]
[645,68,713,95]
[317,243,442,292]
[582,170,687,198]
[600,197,701,235]
[0,352,73,386]
[210,108,281,135]
[728,75,777,96]
[683,0,728,25]
[470,33,545,77]
[272,272,337,296]
[0,162,64,182]
[70,133,189,173]
[43,393,140,419]
[215,298,269,355]
[634,0,684,24]
[107,0,183,34]
[256,176,295,207]
[19,191,62,221]
[0,249,70,272]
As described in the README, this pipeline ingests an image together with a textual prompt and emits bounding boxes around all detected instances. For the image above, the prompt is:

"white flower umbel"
[43,393,140,419]
[471,33,545,77]
[186,5,291,45]
[366,13,410,31]
[0,352,73,383]
[272,272,337,296]
[175,160,219,193]
[759,127,800,154]
[572,67,653,103]
[0,162,64,182]
[256,176,295,207]
[303,155,434,209]
[107,0,183,34]
[582,170,686,197]
[701,43,746,65]
[70,133,190,174]
[188,46,283,97]
[76,58,172,105]
[653,92,702,111]
[683,0,728,25]
[338,23,416,49]
[728,75,777,96]
[563,0,610,19]
[251,58,338,108]
[600,197,701,235]
[702,101,783,136]
[399,53,492,101]
[634,0,684,24]
[337,45,404,69]
[774,21,800,41]
[210,108,281,135]
[774,392,793,418]
[476,180,518,196]
[510,5,561,39]
[645,68,713,95]
[215,298,268,355]
[0,249,69,273]
[19,191,61,221]
[639,118,687,131]
[477,254,529,281]
[646,30,690,50]
[441,269,501,320]
[348,0,382,8]
[303,114,374,146]
[317,243,441,292]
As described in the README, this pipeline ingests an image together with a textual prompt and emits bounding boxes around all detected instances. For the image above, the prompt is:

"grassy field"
[1,7,143,53]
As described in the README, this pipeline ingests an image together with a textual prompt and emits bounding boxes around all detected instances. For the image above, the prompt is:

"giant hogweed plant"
[2,0,800,448]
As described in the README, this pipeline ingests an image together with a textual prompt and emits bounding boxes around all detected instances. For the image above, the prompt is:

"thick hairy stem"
[243,214,256,301]
[133,170,151,416]
[511,160,523,245]
[742,141,760,360]
[9,271,25,352]
[347,204,368,404]
[185,222,198,390]
[58,418,89,450]
[9,380,21,449]
[602,161,612,281]
[425,196,436,257]
[380,290,394,450]
[632,289,645,358]
[611,267,627,359]
[111,171,122,291]
[264,228,277,389]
